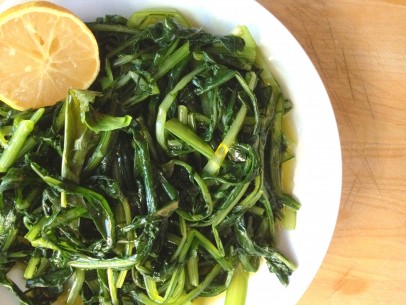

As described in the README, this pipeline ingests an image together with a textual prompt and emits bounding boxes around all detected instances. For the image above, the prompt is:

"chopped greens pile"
[0,9,300,305]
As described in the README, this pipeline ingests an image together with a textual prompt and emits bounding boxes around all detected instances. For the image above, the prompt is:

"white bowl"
[0,1,342,304]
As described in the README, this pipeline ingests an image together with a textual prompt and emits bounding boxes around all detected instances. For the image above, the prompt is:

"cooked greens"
[0,9,300,305]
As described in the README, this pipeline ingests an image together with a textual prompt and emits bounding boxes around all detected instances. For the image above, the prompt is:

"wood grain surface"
[257,0,406,304]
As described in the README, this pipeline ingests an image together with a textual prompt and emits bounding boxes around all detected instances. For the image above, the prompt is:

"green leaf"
[61,90,99,184]
[84,111,132,133]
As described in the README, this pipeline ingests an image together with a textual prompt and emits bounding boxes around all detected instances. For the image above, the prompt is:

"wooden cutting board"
[257,0,406,304]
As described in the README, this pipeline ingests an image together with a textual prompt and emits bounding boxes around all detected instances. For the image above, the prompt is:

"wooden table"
[257,0,406,304]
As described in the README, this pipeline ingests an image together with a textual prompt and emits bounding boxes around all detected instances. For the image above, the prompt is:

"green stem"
[67,269,86,305]
[165,118,214,159]
[153,41,190,79]
[202,105,247,176]
[224,264,249,305]
[186,249,199,287]
[144,275,164,302]
[24,255,41,279]
[116,198,134,288]
[156,65,207,150]
[179,229,232,271]
[130,264,222,305]
[107,268,119,305]
[25,216,48,241]
[270,95,285,195]
[0,108,44,172]
[83,131,116,176]
[132,132,157,214]
[68,256,138,270]
[89,23,139,34]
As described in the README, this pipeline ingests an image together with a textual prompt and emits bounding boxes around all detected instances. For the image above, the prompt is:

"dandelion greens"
[0,9,299,305]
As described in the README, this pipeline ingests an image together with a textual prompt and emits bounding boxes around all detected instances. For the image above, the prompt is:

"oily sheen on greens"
[0,10,300,305]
